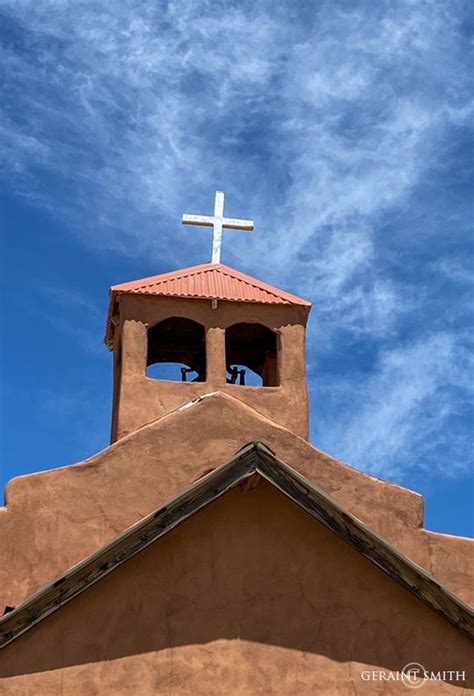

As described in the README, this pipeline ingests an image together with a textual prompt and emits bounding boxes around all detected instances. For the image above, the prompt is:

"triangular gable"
[1,442,472,648]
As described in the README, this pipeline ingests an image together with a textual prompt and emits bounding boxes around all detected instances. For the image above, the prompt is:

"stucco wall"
[112,295,310,440]
[1,393,472,614]
[0,482,471,695]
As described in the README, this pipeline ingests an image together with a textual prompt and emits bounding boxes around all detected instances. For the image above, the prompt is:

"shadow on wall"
[0,482,472,689]
[147,317,206,382]
[225,322,279,386]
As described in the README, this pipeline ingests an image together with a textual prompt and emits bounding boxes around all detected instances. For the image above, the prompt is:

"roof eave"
[1,442,472,649]
[103,288,311,349]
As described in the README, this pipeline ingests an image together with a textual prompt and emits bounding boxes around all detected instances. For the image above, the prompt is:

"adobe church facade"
[0,195,472,693]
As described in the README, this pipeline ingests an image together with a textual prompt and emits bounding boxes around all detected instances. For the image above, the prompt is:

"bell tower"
[104,192,312,442]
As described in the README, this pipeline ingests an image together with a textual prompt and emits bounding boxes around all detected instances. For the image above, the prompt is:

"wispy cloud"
[1,0,472,480]
[2,1,471,327]
[314,332,473,480]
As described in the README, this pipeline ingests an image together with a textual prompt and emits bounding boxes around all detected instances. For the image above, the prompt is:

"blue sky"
[0,0,473,536]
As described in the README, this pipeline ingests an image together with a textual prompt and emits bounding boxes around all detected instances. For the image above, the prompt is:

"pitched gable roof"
[104,263,311,347]
[110,262,311,306]
[1,443,472,648]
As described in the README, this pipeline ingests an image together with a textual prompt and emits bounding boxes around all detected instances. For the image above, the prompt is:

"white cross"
[182,191,254,264]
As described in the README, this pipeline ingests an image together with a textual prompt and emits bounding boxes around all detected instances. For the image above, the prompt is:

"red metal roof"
[111,262,310,306]
[105,262,311,347]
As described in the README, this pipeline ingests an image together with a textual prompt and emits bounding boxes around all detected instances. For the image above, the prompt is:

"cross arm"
[182,214,216,227]
[222,218,254,230]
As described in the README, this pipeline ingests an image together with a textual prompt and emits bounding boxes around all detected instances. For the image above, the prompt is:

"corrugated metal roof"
[111,262,311,306]
[104,263,311,347]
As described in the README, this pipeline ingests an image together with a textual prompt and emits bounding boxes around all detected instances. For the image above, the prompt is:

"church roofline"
[104,262,311,348]
[1,442,472,649]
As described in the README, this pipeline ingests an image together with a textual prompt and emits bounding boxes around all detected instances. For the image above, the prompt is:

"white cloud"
[1,0,472,481]
[1,2,470,274]
[315,333,473,479]
[432,259,474,286]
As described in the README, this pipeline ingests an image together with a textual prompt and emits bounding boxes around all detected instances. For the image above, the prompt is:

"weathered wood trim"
[254,445,474,641]
[1,441,472,650]
[0,444,257,649]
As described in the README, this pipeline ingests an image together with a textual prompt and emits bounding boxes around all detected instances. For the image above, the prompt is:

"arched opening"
[147,318,206,382]
[225,323,279,387]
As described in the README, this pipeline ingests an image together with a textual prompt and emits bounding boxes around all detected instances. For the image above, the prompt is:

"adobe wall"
[0,393,472,613]
[0,482,471,695]
[112,295,310,440]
